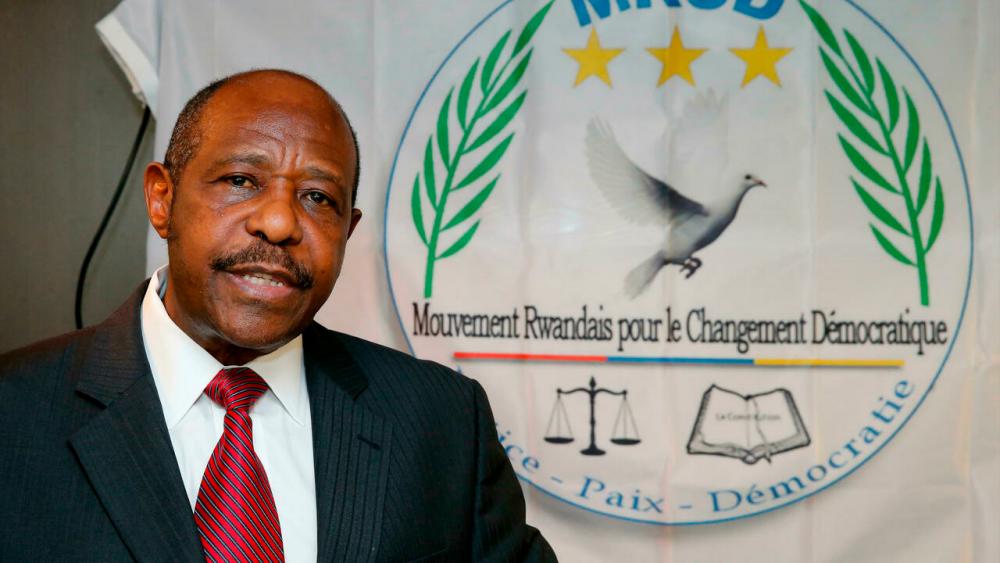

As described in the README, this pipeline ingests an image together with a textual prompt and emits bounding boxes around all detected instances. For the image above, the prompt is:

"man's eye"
[306,191,331,205]
[226,175,253,188]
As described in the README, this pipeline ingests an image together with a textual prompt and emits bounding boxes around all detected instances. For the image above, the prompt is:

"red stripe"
[199,475,277,560]
[454,351,608,362]
[215,436,283,538]
[198,501,254,563]
[201,460,273,559]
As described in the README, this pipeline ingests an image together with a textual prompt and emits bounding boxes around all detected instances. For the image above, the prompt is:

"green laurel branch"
[801,0,945,307]
[411,1,553,298]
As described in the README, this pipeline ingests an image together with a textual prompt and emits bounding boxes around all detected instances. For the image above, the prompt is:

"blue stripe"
[607,356,753,365]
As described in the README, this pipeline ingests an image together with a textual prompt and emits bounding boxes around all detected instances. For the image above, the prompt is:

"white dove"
[585,92,766,298]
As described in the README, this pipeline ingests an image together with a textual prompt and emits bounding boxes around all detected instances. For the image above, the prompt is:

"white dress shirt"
[140,267,317,562]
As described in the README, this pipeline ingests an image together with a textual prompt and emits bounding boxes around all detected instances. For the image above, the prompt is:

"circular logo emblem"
[384,0,972,524]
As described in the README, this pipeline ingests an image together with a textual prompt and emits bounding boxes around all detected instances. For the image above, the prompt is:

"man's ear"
[144,162,174,239]
[347,208,362,239]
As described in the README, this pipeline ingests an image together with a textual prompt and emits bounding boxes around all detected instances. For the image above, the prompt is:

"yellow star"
[730,26,793,87]
[562,28,624,87]
[645,27,707,87]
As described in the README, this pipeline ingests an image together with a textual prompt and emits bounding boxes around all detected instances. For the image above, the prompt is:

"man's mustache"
[210,241,314,289]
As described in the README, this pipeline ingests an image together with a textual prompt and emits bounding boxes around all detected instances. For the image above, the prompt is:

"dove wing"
[667,90,729,196]
[586,118,706,225]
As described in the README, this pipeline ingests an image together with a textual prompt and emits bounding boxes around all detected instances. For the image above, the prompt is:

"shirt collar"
[140,266,307,428]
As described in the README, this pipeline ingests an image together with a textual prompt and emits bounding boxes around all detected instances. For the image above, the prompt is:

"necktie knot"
[206,367,268,412]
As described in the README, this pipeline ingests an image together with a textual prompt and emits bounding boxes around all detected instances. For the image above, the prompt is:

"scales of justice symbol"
[544,376,641,456]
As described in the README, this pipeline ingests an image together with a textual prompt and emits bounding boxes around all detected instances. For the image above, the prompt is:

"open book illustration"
[686,385,810,465]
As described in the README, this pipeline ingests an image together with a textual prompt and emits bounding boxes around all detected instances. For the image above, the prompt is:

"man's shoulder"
[0,327,94,384]
[307,323,482,403]
[1,283,145,388]
[320,327,419,363]
[0,328,101,429]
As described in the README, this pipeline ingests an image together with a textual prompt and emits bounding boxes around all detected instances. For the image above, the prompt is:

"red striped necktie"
[194,367,285,562]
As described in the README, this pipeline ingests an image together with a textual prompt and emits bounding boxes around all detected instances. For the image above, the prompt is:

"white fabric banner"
[98,0,998,560]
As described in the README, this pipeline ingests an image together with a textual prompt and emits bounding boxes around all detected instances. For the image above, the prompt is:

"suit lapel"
[69,283,204,563]
[305,325,393,562]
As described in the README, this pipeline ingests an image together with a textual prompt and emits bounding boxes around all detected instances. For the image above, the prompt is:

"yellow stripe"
[754,358,904,367]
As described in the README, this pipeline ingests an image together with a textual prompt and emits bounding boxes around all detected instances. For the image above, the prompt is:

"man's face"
[146,74,361,363]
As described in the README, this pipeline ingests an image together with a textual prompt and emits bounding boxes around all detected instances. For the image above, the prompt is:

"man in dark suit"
[0,69,555,562]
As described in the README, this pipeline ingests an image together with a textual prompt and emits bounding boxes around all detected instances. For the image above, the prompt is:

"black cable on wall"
[74,106,152,330]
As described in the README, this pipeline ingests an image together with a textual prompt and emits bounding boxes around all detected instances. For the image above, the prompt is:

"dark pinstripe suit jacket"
[0,283,556,562]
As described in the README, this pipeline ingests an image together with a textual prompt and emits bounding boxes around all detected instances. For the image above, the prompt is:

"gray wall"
[1,0,152,353]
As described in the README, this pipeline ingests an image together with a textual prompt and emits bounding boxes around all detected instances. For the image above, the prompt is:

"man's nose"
[245,184,304,245]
